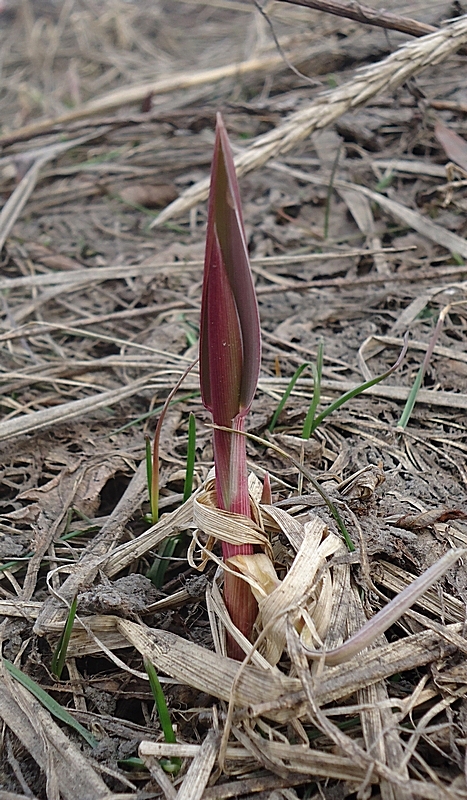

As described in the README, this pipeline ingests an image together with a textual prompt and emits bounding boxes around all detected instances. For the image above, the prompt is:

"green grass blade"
[144,658,176,743]
[4,658,98,748]
[183,412,196,503]
[147,410,195,585]
[149,358,199,527]
[181,317,199,347]
[308,335,409,437]
[51,596,77,680]
[147,537,179,588]
[145,435,154,523]
[268,363,310,433]
[302,342,323,439]
[144,658,181,775]
[398,314,445,430]
[397,362,424,430]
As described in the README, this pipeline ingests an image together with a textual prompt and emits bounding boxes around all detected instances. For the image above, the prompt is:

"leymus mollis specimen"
[200,114,261,659]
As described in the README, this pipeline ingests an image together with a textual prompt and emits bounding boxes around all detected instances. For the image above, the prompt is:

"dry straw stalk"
[153,14,467,225]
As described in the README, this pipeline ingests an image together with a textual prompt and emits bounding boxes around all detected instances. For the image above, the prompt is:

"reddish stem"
[214,416,258,659]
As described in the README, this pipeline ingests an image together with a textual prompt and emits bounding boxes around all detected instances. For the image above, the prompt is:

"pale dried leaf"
[435,120,467,172]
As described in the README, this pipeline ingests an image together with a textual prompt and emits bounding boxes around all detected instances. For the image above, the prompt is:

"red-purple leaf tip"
[200,113,261,423]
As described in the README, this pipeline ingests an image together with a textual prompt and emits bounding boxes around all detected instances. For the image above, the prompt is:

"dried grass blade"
[104,490,199,578]
[0,661,107,800]
[0,131,110,251]
[116,619,299,712]
[0,157,48,252]
[377,560,464,622]
[154,16,467,225]
[0,56,293,147]
[239,725,369,782]
[176,730,220,800]
[303,548,466,665]
[0,376,152,442]
[193,489,271,552]
[286,625,451,800]
[246,624,460,723]
[4,659,97,748]
[347,585,414,800]
[250,520,341,664]
[260,504,306,552]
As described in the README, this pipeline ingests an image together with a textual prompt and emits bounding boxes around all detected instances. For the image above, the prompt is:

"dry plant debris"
[1,1,467,799]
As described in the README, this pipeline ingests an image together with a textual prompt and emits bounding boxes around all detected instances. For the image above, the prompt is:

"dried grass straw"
[153,14,467,224]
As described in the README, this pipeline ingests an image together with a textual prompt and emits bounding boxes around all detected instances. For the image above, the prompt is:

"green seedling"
[147,359,198,526]
[270,335,405,443]
[269,362,310,433]
[302,342,323,440]
[398,305,456,430]
[146,536,179,587]
[200,114,262,657]
[183,411,196,503]
[144,658,181,775]
[147,413,196,588]
[4,658,97,748]
[375,171,394,191]
[306,335,408,438]
[179,315,199,348]
[51,596,77,680]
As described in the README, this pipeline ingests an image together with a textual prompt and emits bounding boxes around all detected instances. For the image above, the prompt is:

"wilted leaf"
[119,183,178,208]
[435,120,467,173]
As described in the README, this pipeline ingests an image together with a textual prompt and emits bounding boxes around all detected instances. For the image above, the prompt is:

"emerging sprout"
[200,114,261,656]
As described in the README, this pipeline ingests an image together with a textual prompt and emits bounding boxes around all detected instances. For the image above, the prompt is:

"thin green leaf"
[147,536,179,588]
[309,335,408,436]
[181,317,199,347]
[145,435,154,523]
[51,596,77,679]
[183,412,196,503]
[302,342,323,439]
[118,756,147,771]
[144,658,181,775]
[397,362,424,430]
[4,658,98,748]
[150,358,198,526]
[398,313,445,429]
[269,363,310,433]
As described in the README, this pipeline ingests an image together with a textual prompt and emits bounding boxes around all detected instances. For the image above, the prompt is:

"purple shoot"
[200,113,261,657]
